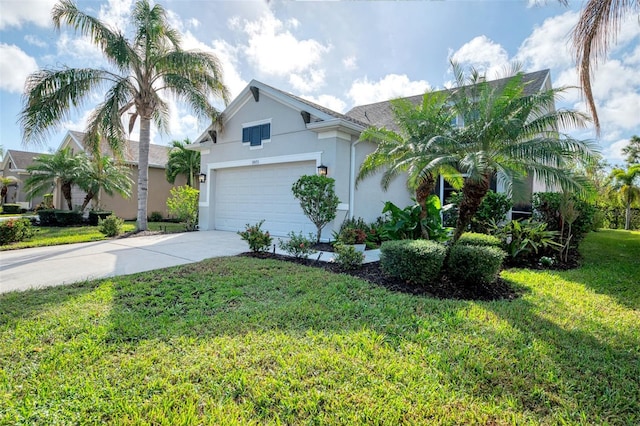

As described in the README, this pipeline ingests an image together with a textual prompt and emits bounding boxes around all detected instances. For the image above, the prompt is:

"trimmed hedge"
[456,232,502,248]
[380,239,447,285]
[2,204,23,214]
[89,211,113,226]
[54,210,83,226]
[37,209,58,226]
[447,244,506,285]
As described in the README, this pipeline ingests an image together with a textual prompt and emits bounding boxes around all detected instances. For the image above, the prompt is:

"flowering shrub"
[338,227,367,245]
[0,218,36,245]
[278,231,315,258]
[238,220,272,253]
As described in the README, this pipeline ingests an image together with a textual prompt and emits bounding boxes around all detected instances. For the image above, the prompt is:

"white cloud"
[55,32,105,62]
[603,138,631,164]
[242,13,331,77]
[623,44,640,65]
[301,94,347,114]
[516,11,578,70]
[0,0,57,30]
[24,35,47,48]
[289,69,326,93]
[348,74,431,105]
[97,0,134,31]
[210,39,248,101]
[450,35,510,77]
[0,44,38,93]
[598,92,640,130]
[343,56,358,71]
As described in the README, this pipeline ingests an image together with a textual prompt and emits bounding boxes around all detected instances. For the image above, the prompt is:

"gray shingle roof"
[345,69,551,130]
[5,149,41,170]
[68,130,169,167]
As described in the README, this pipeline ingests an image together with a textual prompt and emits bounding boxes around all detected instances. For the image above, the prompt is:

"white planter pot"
[353,244,366,253]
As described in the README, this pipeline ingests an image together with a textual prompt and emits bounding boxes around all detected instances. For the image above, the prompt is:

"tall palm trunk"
[625,202,631,230]
[453,175,491,242]
[81,190,96,211]
[415,174,436,219]
[416,174,436,239]
[61,180,73,210]
[137,117,151,231]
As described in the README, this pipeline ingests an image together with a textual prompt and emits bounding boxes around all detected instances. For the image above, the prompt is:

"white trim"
[199,152,323,207]
[242,118,271,128]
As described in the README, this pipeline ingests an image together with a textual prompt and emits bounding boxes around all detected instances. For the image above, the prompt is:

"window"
[242,122,271,147]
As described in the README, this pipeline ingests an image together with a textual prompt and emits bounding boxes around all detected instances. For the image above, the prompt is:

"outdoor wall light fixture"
[317,164,328,176]
[199,173,207,184]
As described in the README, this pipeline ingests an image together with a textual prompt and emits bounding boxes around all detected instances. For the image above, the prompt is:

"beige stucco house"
[57,131,189,219]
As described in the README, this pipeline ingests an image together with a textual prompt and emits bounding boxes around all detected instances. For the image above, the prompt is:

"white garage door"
[214,161,316,237]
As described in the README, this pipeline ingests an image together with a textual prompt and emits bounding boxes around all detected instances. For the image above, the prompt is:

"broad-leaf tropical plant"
[166,138,200,187]
[443,64,598,241]
[25,147,81,210]
[20,0,229,230]
[610,164,640,230]
[357,91,462,229]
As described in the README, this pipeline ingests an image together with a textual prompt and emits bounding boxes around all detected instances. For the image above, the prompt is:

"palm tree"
[166,138,200,187]
[610,164,640,230]
[568,0,639,133]
[25,147,81,210]
[76,152,133,211]
[20,0,229,231]
[357,91,462,221]
[622,135,640,165]
[443,66,598,242]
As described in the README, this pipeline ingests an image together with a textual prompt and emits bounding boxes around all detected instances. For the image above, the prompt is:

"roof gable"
[59,131,170,168]
[2,149,43,171]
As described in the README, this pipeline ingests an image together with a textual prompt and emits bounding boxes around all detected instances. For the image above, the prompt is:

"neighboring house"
[57,131,189,219]
[192,70,553,239]
[0,149,44,209]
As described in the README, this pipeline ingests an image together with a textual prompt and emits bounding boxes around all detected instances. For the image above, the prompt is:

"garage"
[213,161,317,237]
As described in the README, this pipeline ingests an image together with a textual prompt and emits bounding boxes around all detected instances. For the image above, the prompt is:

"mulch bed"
[241,251,522,302]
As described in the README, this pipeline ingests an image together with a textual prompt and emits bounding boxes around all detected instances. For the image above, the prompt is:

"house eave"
[306,119,364,137]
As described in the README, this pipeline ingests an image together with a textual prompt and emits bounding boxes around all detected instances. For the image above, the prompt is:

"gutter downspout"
[349,139,362,220]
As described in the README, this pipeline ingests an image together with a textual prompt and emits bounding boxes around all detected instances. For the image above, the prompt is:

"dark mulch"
[240,251,521,301]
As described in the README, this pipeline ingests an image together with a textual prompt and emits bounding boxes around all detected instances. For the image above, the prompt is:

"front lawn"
[1,230,638,424]
[0,221,186,251]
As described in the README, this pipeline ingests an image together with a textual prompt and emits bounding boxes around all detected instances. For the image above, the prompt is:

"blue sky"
[1,0,639,165]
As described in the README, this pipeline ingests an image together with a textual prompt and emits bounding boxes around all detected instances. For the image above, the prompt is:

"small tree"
[166,185,199,231]
[291,175,340,243]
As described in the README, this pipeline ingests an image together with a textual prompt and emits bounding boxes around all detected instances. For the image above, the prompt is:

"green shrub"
[54,210,84,226]
[166,185,199,231]
[445,190,512,233]
[447,244,506,285]
[380,239,447,285]
[0,218,36,245]
[88,211,113,226]
[37,209,58,226]
[98,215,124,237]
[238,220,273,253]
[278,231,315,258]
[332,243,365,270]
[532,192,596,242]
[2,204,22,214]
[457,232,502,248]
[148,211,164,222]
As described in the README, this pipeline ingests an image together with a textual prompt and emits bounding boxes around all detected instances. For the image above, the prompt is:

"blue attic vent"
[250,86,259,102]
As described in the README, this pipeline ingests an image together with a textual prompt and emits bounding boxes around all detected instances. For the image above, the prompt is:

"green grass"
[1,230,638,424]
[0,221,185,251]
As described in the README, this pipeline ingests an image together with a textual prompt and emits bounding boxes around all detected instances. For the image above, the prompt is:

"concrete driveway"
[0,230,247,294]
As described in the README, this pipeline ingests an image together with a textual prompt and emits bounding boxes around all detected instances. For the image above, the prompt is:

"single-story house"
[55,131,190,219]
[191,70,553,240]
[1,149,44,209]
